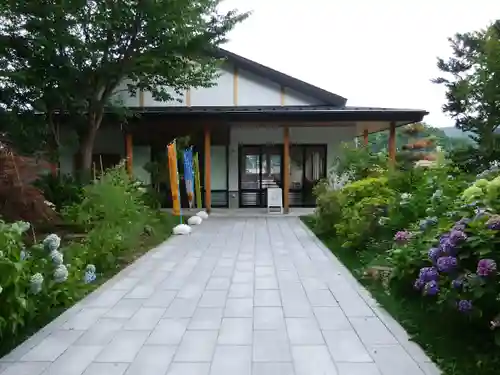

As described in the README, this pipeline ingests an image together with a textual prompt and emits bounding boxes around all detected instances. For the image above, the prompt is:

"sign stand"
[267,187,283,214]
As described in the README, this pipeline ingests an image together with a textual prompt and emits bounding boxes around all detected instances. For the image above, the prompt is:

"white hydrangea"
[325,166,353,191]
[378,217,389,226]
[49,250,64,266]
[53,265,69,283]
[0,285,3,294]
[400,193,412,206]
[30,273,44,294]
[43,234,61,252]
[86,264,96,274]
[11,221,31,235]
[432,190,442,200]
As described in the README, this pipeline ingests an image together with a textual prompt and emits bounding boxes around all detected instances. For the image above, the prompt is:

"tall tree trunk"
[77,123,99,183]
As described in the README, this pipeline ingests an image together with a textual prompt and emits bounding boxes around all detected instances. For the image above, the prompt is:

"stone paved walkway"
[0,217,440,375]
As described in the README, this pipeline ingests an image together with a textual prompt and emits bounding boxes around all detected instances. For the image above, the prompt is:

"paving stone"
[86,290,128,308]
[285,318,324,345]
[1,362,50,375]
[174,330,218,362]
[61,308,109,330]
[198,291,228,308]
[254,307,286,330]
[76,318,126,345]
[236,261,254,271]
[189,308,224,330]
[224,298,253,317]
[104,298,144,319]
[206,277,231,290]
[147,319,189,345]
[368,345,425,375]
[255,266,275,277]
[123,345,176,375]
[228,283,254,298]
[218,318,253,345]
[21,330,84,362]
[253,330,291,362]
[163,298,198,318]
[41,345,102,375]
[313,307,352,330]
[95,331,150,363]
[252,363,295,375]
[255,277,279,290]
[143,290,177,308]
[233,271,254,284]
[111,277,140,291]
[323,330,373,363]
[124,307,165,330]
[254,290,281,307]
[82,363,129,375]
[166,363,210,375]
[306,290,339,307]
[292,346,337,375]
[210,345,252,375]
[212,266,234,277]
[349,317,398,346]
[336,363,382,375]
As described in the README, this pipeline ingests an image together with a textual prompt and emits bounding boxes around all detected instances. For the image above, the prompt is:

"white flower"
[30,273,44,294]
[44,200,56,208]
[84,271,96,284]
[86,264,96,274]
[49,250,64,265]
[432,190,442,200]
[378,217,389,226]
[11,221,31,235]
[0,251,3,258]
[400,193,412,200]
[0,285,3,294]
[43,234,61,252]
[53,265,69,283]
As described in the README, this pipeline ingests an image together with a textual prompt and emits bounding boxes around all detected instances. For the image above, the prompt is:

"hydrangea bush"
[387,169,500,343]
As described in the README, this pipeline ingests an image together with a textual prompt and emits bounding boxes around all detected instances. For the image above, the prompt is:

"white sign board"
[267,187,283,214]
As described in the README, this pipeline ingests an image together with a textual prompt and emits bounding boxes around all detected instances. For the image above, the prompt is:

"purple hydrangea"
[457,299,473,313]
[477,259,497,277]
[439,238,456,256]
[394,230,411,243]
[437,256,458,273]
[428,247,441,263]
[424,280,439,296]
[419,267,439,282]
[451,278,463,289]
[449,229,467,244]
[486,215,500,230]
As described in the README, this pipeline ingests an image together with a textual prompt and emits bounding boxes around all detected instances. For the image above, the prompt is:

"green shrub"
[34,173,84,211]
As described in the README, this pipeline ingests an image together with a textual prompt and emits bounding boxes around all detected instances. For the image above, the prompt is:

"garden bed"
[302,216,500,375]
[0,211,175,358]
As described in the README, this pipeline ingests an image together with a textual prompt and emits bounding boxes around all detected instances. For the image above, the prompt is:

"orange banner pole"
[167,143,181,216]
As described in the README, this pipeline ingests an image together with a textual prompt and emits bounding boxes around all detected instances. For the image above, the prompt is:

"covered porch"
[123,105,427,213]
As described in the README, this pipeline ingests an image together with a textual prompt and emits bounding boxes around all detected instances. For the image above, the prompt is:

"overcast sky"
[220,0,500,128]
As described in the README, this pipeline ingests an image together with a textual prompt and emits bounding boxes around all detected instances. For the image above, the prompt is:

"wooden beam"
[283,126,290,213]
[233,67,238,105]
[204,126,211,213]
[186,88,191,107]
[125,133,133,177]
[363,129,369,146]
[280,86,286,106]
[388,122,396,166]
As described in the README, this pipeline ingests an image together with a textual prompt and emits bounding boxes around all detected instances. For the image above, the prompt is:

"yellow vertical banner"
[167,142,181,216]
[193,152,202,209]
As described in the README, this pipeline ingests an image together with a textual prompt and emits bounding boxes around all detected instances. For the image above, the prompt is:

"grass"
[301,215,500,375]
[0,211,176,358]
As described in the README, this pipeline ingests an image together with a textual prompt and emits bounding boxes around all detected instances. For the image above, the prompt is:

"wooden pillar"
[204,126,212,213]
[388,122,396,166]
[363,129,369,146]
[125,133,133,177]
[283,126,290,214]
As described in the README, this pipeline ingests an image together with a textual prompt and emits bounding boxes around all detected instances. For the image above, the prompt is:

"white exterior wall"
[112,62,323,107]
[227,125,356,192]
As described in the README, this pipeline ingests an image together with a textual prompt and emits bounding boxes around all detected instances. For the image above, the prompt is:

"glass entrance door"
[239,145,282,207]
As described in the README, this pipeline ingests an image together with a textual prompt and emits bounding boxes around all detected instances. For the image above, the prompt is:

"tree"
[433,20,500,156]
[0,1,248,179]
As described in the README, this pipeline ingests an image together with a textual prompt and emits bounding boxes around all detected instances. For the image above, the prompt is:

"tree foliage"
[433,21,500,154]
[0,0,248,177]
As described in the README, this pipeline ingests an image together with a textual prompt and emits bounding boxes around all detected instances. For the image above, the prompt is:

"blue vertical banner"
[183,147,195,209]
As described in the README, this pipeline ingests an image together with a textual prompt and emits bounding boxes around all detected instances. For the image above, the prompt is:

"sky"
[220,0,500,128]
